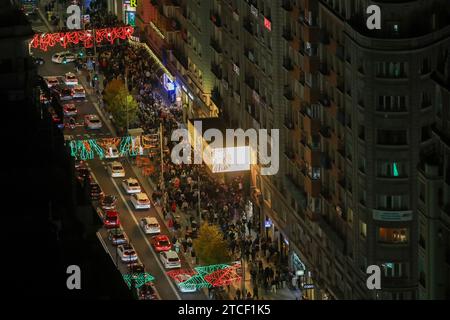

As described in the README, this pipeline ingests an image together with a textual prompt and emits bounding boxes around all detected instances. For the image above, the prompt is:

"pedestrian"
[253,285,259,300]
[246,292,252,300]
[235,288,241,300]
[271,279,277,294]
[190,249,196,265]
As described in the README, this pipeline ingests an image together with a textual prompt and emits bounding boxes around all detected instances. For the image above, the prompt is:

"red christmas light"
[204,265,241,287]
[30,26,134,51]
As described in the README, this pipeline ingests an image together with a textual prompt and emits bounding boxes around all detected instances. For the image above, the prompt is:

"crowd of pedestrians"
[87,23,301,299]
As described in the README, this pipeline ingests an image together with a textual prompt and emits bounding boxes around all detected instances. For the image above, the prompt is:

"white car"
[117,244,138,263]
[160,250,181,269]
[44,76,59,88]
[122,178,141,194]
[63,103,77,116]
[72,85,86,99]
[140,217,160,234]
[175,274,197,293]
[131,192,151,209]
[105,144,119,159]
[84,114,102,129]
[108,161,125,178]
[52,51,76,64]
[64,72,78,85]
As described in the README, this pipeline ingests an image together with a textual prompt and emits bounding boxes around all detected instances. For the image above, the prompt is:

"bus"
[21,0,37,16]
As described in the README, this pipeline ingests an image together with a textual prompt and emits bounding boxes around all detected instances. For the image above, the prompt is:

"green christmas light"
[179,274,212,290]
[393,162,399,177]
[123,272,155,289]
[194,264,229,276]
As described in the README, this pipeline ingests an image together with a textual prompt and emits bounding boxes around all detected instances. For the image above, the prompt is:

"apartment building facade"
[417,56,450,300]
[135,0,450,299]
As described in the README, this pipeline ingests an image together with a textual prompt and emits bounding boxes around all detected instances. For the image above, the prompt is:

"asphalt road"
[30,16,205,300]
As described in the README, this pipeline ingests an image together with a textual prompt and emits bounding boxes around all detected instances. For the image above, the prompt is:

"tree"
[107,87,138,130]
[103,78,125,106]
[193,223,231,265]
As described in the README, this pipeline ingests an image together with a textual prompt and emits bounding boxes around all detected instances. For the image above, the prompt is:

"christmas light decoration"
[123,272,155,289]
[204,265,241,287]
[30,26,134,51]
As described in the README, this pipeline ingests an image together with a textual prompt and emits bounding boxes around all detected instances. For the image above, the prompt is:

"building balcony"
[210,11,222,28]
[318,94,330,107]
[245,76,255,90]
[320,125,331,139]
[303,83,319,104]
[243,18,255,36]
[320,30,330,45]
[284,86,294,101]
[211,86,223,108]
[211,62,223,79]
[210,37,222,54]
[319,62,330,76]
[305,144,321,167]
[303,113,320,135]
[301,23,319,43]
[303,54,320,74]
[284,175,307,212]
[321,152,332,170]
[284,116,294,130]
[281,0,293,11]
[171,48,188,70]
[304,175,321,197]
[282,28,294,42]
[283,57,294,71]
[284,147,296,161]
[328,68,338,87]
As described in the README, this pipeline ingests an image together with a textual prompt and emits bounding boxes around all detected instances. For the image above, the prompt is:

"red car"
[104,210,120,228]
[150,234,172,252]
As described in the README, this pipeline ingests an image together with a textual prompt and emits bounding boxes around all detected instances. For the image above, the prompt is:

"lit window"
[379,228,408,243]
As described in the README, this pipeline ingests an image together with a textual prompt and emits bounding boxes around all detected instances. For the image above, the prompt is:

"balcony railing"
[281,0,293,11]
[210,37,222,54]
[282,28,293,41]
[283,57,294,71]
[210,11,222,27]
[211,62,222,79]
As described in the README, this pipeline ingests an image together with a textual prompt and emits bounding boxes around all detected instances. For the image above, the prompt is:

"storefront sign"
[163,73,175,92]
[265,218,272,228]
[303,284,314,289]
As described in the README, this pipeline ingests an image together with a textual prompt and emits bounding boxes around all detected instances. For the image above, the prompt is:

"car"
[105,144,119,159]
[52,85,73,101]
[108,161,125,178]
[76,167,90,182]
[44,76,59,88]
[122,178,141,194]
[108,228,127,246]
[100,195,117,210]
[33,57,45,65]
[84,114,102,129]
[140,217,160,234]
[129,263,145,274]
[103,210,120,228]
[138,282,158,300]
[52,51,76,64]
[131,192,151,210]
[160,250,181,269]
[150,234,172,252]
[89,182,103,200]
[72,85,86,99]
[118,244,138,263]
[174,274,197,293]
[64,72,78,86]
[63,103,77,116]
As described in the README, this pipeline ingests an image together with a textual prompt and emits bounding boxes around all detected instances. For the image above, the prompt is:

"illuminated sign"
[264,17,271,31]
[265,219,272,228]
[163,73,175,91]
[372,210,412,222]
[205,146,251,173]
[303,284,314,289]
[126,11,136,26]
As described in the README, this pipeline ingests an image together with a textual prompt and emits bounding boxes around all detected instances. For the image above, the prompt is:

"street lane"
[30,14,205,300]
